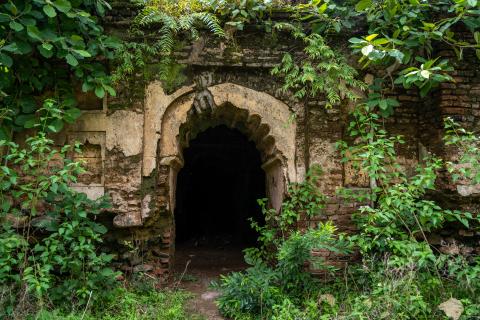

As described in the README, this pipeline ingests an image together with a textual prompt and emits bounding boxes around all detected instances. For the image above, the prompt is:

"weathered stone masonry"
[57,1,480,277]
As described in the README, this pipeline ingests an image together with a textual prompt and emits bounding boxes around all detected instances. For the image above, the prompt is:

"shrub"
[215,262,283,318]
[0,100,118,317]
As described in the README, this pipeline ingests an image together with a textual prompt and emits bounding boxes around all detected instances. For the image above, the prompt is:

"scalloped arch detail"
[143,82,297,182]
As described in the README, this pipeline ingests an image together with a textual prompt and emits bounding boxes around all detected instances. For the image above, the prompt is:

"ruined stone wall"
[55,1,480,277]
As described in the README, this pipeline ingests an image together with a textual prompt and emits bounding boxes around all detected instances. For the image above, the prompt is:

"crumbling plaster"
[67,108,145,227]
[67,81,299,229]
[71,110,144,157]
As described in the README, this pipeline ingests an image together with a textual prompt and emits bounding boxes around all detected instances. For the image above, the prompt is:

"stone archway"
[140,82,297,273]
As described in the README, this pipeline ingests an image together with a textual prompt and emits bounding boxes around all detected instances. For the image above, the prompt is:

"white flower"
[420,70,431,79]
[361,44,374,56]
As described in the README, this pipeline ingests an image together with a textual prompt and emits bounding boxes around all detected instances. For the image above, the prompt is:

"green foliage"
[349,0,480,97]
[215,262,283,319]
[337,83,479,272]
[30,287,204,320]
[216,167,349,319]
[0,1,120,316]
[444,116,480,184]
[271,298,321,320]
[0,100,117,317]
[271,26,366,106]
[216,222,347,319]
[341,265,437,319]
[113,0,224,88]
[394,57,453,97]
[351,156,477,267]
[248,165,328,261]
[206,0,279,31]
[0,0,120,137]
[332,78,480,320]
[276,223,349,295]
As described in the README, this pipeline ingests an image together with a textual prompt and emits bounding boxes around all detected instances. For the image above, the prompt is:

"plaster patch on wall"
[141,194,152,220]
[457,184,480,196]
[106,110,143,156]
[68,110,144,157]
[143,82,194,176]
[71,186,105,200]
[309,139,340,194]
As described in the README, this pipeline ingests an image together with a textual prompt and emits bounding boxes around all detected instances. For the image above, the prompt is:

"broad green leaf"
[348,37,365,44]
[26,25,43,42]
[0,126,10,141]
[64,108,81,123]
[355,0,372,11]
[19,17,36,26]
[43,5,57,18]
[379,99,388,110]
[42,43,53,51]
[104,85,116,97]
[65,53,78,66]
[19,97,37,113]
[38,44,54,58]
[73,49,91,57]
[14,114,35,127]
[0,53,13,68]
[48,119,64,133]
[372,38,389,45]
[318,3,328,13]
[94,86,105,98]
[9,21,24,31]
[1,43,18,53]
[53,0,72,13]
[82,82,93,92]
[0,13,10,23]
[24,118,37,129]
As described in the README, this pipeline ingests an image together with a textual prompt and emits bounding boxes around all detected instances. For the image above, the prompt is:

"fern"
[114,0,225,87]
[192,12,225,38]
[272,27,366,106]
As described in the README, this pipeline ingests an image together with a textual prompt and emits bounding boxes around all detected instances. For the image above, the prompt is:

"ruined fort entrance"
[134,82,298,276]
[174,125,266,273]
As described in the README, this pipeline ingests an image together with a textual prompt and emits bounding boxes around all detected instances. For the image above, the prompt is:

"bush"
[215,263,283,318]
[0,100,118,317]
[216,168,350,319]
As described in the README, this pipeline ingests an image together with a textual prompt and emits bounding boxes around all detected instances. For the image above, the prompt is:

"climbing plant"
[112,1,480,318]
[0,0,120,138]
[1,0,479,318]
[113,0,224,89]
[0,0,119,317]
[0,100,117,317]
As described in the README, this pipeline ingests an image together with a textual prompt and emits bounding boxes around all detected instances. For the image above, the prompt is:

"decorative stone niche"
[68,131,106,200]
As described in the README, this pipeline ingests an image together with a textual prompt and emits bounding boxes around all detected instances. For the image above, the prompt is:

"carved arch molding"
[134,82,297,229]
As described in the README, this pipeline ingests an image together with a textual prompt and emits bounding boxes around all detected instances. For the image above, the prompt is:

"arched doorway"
[138,82,298,277]
[174,125,266,274]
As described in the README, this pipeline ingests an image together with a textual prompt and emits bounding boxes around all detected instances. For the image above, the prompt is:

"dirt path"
[173,246,247,320]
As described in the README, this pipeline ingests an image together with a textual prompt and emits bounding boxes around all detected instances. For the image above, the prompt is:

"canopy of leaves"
[0,0,120,138]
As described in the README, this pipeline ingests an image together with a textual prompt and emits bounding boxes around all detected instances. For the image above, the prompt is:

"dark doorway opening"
[174,125,266,274]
